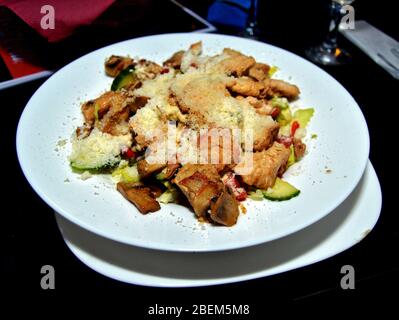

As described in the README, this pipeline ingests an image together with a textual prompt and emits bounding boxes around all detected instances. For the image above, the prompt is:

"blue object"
[207,0,251,29]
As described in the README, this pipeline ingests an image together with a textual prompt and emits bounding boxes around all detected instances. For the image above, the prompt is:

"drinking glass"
[305,0,355,65]
[239,0,261,39]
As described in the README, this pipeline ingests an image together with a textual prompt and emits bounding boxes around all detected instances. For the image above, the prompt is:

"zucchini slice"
[276,108,292,126]
[270,96,289,110]
[69,128,131,172]
[111,164,140,183]
[157,188,179,204]
[70,162,117,173]
[287,144,296,167]
[248,189,264,201]
[111,66,137,91]
[263,178,300,201]
[293,108,314,128]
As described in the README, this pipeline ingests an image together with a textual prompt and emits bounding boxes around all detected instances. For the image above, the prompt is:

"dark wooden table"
[2,0,398,312]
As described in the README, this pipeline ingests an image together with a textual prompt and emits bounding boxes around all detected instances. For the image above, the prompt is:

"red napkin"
[0,0,116,42]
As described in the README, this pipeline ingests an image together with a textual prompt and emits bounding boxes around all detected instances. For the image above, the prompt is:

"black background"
[2,0,398,313]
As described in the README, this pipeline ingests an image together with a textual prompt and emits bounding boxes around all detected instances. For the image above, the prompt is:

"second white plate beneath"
[56,161,381,287]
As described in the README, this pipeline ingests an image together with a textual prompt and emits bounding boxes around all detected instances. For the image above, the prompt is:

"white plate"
[17,33,370,252]
[56,161,381,287]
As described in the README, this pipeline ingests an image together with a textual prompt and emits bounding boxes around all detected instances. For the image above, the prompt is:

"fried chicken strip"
[105,55,134,77]
[234,142,291,189]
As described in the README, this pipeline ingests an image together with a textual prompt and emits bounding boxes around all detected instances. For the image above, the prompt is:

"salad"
[69,42,314,226]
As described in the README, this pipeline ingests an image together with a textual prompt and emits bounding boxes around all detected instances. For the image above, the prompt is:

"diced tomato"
[235,189,247,201]
[291,120,300,137]
[276,135,293,148]
[222,172,247,201]
[271,107,280,118]
[122,148,136,159]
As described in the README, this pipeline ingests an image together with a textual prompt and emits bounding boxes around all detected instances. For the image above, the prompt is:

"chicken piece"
[129,96,149,113]
[85,91,131,136]
[210,190,239,226]
[178,172,222,217]
[244,96,274,116]
[117,182,160,214]
[172,72,279,152]
[174,164,222,190]
[180,41,203,72]
[222,48,244,57]
[263,79,300,100]
[227,77,265,97]
[163,50,185,69]
[189,41,202,55]
[130,119,167,149]
[81,91,126,128]
[197,129,242,172]
[137,159,167,179]
[105,55,134,77]
[252,121,280,151]
[135,59,163,80]
[234,142,291,189]
[249,63,270,81]
[146,184,163,198]
[82,92,149,136]
[101,107,130,135]
[177,127,240,172]
[157,164,180,180]
[75,123,92,139]
[293,138,306,160]
[170,73,233,127]
[237,97,280,152]
[216,48,256,76]
[174,165,223,217]
[81,101,97,126]
[81,97,106,127]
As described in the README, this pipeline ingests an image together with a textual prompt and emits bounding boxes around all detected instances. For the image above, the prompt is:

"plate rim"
[16,33,370,252]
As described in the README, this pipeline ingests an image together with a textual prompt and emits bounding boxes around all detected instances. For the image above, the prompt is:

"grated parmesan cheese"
[69,128,131,170]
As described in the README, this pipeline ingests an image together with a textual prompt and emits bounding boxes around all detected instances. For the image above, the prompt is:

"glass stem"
[247,0,258,28]
[323,2,343,50]
[244,0,259,37]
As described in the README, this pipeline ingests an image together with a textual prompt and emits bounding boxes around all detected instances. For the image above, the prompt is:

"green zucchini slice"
[263,178,300,201]
[111,66,137,91]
